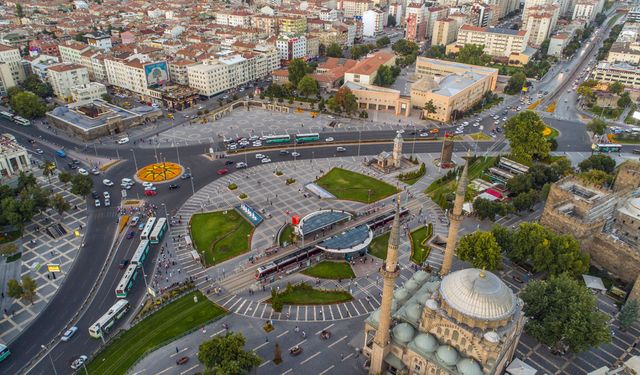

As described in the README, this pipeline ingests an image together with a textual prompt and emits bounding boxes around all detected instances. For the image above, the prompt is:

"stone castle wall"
[614,161,640,192]
[589,233,640,284]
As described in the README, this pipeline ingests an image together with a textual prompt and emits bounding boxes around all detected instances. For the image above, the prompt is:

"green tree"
[21,276,37,303]
[51,194,70,219]
[326,43,343,58]
[617,92,632,108]
[512,190,538,212]
[287,59,307,87]
[579,154,616,173]
[491,224,513,252]
[539,39,550,57]
[376,36,391,48]
[551,156,573,176]
[6,279,23,299]
[327,86,358,114]
[504,111,551,164]
[456,231,502,270]
[23,75,53,98]
[318,97,325,111]
[41,160,56,183]
[506,173,533,195]
[9,91,47,119]
[521,274,611,354]
[297,76,319,97]
[619,299,640,331]
[71,174,94,196]
[508,222,549,264]
[101,93,113,103]
[472,198,508,221]
[373,65,395,87]
[387,14,396,27]
[423,100,437,116]
[16,4,24,18]
[579,169,614,186]
[58,171,73,185]
[586,118,608,135]
[350,44,372,60]
[391,40,419,56]
[609,82,624,95]
[455,44,491,66]
[505,71,527,95]
[198,332,261,374]
[17,172,37,192]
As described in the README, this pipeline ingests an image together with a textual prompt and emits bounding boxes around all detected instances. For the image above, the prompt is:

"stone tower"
[369,196,402,374]
[392,131,403,168]
[440,152,470,277]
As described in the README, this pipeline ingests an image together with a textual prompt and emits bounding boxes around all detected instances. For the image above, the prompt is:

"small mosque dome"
[392,323,415,344]
[436,345,459,367]
[413,333,438,353]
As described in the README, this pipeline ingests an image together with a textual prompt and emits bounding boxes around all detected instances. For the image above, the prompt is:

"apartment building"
[432,18,459,46]
[252,15,280,36]
[276,34,307,63]
[169,60,198,86]
[447,25,533,64]
[69,82,108,102]
[79,49,107,82]
[85,32,113,51]
[406,3,427,42]
[47,63,90,101]
[592,61,640,89]
[344,51,396,85]
[548,32,572,57]
[215,10,252,27]
[104,55,167,102]
[415,57,499,90]
[608,43,640,65]
[338,0,373,18]
[629,6,640,23]
[363,9,385,37]
[0,44,25,96]
[58,41,91,65]
[523,4,560,47]
[572,0,604,22]
[425,7,449,39]
[280,17,308,34]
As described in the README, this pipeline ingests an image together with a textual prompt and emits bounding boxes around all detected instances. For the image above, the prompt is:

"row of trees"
[6,74,53,119]
[597,24,624,61]
[391,39,419,68]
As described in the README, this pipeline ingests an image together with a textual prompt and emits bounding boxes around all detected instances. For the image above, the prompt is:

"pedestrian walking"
[302,331,306,338]
[176,347,179,353]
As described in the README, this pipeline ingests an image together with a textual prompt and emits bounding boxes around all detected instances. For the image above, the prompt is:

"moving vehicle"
[91,168,100,175]
[261,158,271,163]
[115,263,138,298]
[126,231,135,239]
[217,168,229,175]
[592,143,622,153]
[236,162,247,169]
[295,133,320,143]
[142,182,154,188]
[144,190,157,196]
[255,153,265,159]
[225,160,234,165]
[169,183,180,190]
[70,355,88,370]
[13,116,31,126]
[144,186,157,191]
[130,216,140,227]
[140,218,157,241]
[56,149,66,158]
[180,173,192,180]
[61,326,78,342]
[103,179,114,187]
[117,137,129,144]
[325,137,334,142]
[0,343,10,362]
[67,163,77,170]
[176,356,189,365]
[0,111,14,121]
[121,178,134,186]
[279,150,290,155]
[336,147,346,152]
[88,300,130,338]
[291,152,300,157]
[149,218,168,245]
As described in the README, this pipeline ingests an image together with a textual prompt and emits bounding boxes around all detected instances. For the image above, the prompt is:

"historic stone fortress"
[540,161,640,300]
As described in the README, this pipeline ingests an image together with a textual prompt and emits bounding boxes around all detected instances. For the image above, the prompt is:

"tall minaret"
[369,196,402,374]
[440,152,470,277]
[392,131,403,168]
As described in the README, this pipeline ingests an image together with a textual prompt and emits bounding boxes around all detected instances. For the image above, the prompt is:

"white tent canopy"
[507,358,537,375]
[583,275,607,292]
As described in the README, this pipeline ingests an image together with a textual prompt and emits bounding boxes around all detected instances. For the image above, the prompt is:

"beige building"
[415,57,499,91]
[69,82,108,103]
[0,44,25,96]
[338,0,373,18]
[572,0,603,22]
[522,4,560,47]
[48,63,90,101]
[344,51,396,86]
[58,41,91,66]
[344,81,411,116]
[104,55,164,102]
[169,60,198,86]
[0,133,31,181]
[447,25,534,64]
[432,18,459,47]
[548,32,572,57]
[607,43,640,65]
[592,61,640,89]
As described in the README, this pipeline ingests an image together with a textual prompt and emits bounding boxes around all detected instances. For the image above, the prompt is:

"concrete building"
[169,60,197,86]
[415,57,499,90]
[592,61,640,89]
[629,6,640,23]
[447,25,534,65]
[104,55,167,102]
[607,42,640,65]
[85,32,113,51]
[0,44,26,96]
[276,34,307,64]
[0,133,31,180]
[344,81,411,116]
[26,54,60,81]
[279,17,308,34]
[364,156,524,375]
[432,18,459,47]
[406,3,427,42]
[344,51,396,85]
[338,0,373,18]
[363,9,385,37]
[522,5,560,47]
[425,7,449,39]
[69,82,108,103]
[548,32,572,57]
[572,0,603,22]
[48,63,90,101]
[58,41,91,66]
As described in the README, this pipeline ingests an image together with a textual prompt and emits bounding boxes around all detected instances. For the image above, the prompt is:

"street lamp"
[357,128,362,157]
[161,203,169,220]
[130,149,138,171]
[41,344,58,375]
[187,167,195,195]
[175,142,182,165]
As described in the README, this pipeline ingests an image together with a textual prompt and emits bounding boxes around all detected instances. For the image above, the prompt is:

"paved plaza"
[0,172,88,344]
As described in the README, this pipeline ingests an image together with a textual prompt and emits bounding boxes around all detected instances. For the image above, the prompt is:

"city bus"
[0,343,10,362]
[13,116,31,126]
[263,135,291,144]
[149,217,167,245]
[130,240,150,265]
[0,111,14,121]
[88,299,130,338]
[115,264,139,298]
[295,133,320,143]
[140,217,156,240]
[592,143,622,153]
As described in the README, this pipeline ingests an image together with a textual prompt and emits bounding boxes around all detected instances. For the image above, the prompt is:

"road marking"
[210,328,226,338]
[277,330,289,338]
[180,364,199,375]
[170,347,189,358]
[350,301,360,315]
[253,342,269,351]
[328,335,348,348]
[259,360,271,368]
[282,369,293,375]
[300,351,321,365]
[315,323,335,335]
[156,367,173,375]
[130,370,146,375]
[289,339,307,350]
[343,353,354,361]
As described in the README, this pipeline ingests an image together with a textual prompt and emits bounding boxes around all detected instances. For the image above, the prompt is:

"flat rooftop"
[300,210,352,236]
[318,224,372,252]
[47,99,157,130]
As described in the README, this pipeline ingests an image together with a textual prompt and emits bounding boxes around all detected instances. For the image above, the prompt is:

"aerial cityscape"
[0,0,640,374]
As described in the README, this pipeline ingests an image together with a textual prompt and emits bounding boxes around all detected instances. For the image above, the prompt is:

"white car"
[144,186,157,191]
[70,355,88,370]
[61,326,78,342]
[117,137,129,144]
[90,168,100,175]
[104,198,111,207]
[121,178,134,185]
[78,168,88,176]
[336,147,346,152]
[419,133,430,137]
[121,183,132,190]
[94,199,101,208]
[494,120,500,125]
[142,182,154,188]
[255,153,265,159]
[103,191,110,199]
[261,158,271,163]
[249,136,259,141]
[103,179,114,187]
[325,137,334,142]
[236,162,247,169]
[454,130,463,134]
[252,142,262,147]
[473,123,480,127]
[291,152,300,157]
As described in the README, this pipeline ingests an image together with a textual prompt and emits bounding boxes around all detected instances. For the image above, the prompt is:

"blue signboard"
[144,61,169,87]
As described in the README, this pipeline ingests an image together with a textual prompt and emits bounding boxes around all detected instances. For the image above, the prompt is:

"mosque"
[363,154,525,375]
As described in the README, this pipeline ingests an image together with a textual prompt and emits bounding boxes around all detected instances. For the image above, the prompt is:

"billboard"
[144,61,169,88]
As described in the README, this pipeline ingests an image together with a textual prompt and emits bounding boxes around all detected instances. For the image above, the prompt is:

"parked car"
[103,179,114,187]
[236,162,247,169]
[255,153,265,159]
[142,182,154,188]
[70,355,88,370]
[91,191,100,199]
[94,199,101,208]
[169,184,180,190]
[117,137,129,144]
[217,168,229,175]
[104,198,111,207]
[103,191,110,199]
[67,163,77,170]
[336,147,346,152]
[61,326,78,342]
[180,173,192,180]
[144,186,157,191]
[261,158,271,163]
[144,190,157,196]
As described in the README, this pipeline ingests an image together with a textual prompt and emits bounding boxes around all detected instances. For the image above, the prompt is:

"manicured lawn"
[270,284,353,306]
[279,224,295,246]
[190,210,254,266]
[368,232,390,260]
[425,157,496,210]
[301,261,355,279]
[544,127,559,140]
[0,229,21,244]
[612,134,640,144]
[410,225,433,265]
[469,132,492,141]
[315,168,398,203]
[86,291,226,375]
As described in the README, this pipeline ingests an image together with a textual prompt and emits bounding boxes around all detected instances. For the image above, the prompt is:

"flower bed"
[136,162,183,183]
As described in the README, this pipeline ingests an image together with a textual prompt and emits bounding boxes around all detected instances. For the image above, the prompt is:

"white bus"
[130,240,150,265]
[88,299,130,338]
[13,116,31,126]
[149,217,167,244]
[115,264,139,298]
[0,111,14,121]
[140,217,156,240]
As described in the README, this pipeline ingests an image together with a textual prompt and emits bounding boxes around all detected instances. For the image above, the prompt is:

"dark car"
[169,184,180,190]
[72,159,80,165]
[279,150,290,155]
[91,191,99,199]
[225,160,234,165]
[67,163,78,170]
[176,356,189,365]
[126,231,135,239]
[118,259,129,269]
[180,173,192,180]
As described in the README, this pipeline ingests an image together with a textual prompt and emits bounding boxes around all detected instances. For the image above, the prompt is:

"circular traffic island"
[136,162,184,183]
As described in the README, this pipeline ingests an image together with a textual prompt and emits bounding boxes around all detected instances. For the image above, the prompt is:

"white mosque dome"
[436,345,459,367]
[457,358,483,375]
[392,323,415,344]
[440,268,517,321]
[412,333,438,353]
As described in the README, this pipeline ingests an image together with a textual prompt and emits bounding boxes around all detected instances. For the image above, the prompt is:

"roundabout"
[135,161,183,183]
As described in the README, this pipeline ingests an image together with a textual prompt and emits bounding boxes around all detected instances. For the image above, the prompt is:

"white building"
[85,33,112,51]
[70,82,108,102]
[58,41,91,65]
[548,32,572,57]
[104,55,167,102]
[276,34,307,63]
[572,0,604,22]
[48,63,90,100]
[0,44,26,96]
[0,133,31,180]
[363,9,385,37]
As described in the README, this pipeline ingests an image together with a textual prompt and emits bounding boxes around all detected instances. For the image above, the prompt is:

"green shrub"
[228,183,237,190]
[239,193,248,199]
